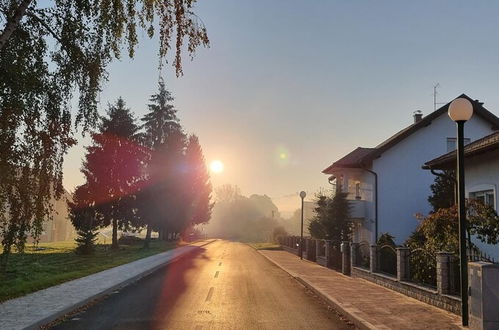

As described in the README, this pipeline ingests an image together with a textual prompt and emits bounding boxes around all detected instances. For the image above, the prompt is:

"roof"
[423,131,499,170]
[322,147,375,172]
[322,94,499,174]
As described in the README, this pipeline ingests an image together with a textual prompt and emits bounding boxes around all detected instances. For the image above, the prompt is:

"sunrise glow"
[210,160,224,173]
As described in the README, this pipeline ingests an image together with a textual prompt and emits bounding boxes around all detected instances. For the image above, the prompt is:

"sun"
[210,160,224,173]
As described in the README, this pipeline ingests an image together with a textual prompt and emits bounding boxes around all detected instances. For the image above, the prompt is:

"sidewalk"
[0,239,215,330]
[260,250,463,330]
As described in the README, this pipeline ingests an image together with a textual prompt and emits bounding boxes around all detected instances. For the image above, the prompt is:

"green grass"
[247,242,282,250]
[0,240,178,303]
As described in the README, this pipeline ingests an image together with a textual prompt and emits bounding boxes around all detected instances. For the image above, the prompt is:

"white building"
[424,131,499,259]
[322,94,499,245]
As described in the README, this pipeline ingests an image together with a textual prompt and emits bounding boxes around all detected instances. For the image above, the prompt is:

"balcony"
[349,199,367,219]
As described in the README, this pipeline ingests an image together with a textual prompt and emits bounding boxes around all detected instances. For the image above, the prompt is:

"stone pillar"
[397,247,410,281]
[351,242,359,269]
[469,262,499,330]
[370,245,378,273]
[341,241,351,275]
[436,252,454,294]
[306,239,316,261]
[325,241,332,268]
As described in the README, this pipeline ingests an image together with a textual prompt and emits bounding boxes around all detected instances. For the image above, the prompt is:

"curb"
[258,250,377,330]
[23,239,217,330]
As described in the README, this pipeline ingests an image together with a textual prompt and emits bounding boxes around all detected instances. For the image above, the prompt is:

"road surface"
[51,240,352,330]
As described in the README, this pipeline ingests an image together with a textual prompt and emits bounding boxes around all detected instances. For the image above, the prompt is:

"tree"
[428,170,455,212]
[413,199,499,254]
[0,0,209,254]
[308,191,352,243]
[184,135,213,227]
[82,98,143,249]
[68,184,100,255]
[138,80,184,246]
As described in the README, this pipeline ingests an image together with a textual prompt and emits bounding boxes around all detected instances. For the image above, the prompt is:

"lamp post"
[448,97,473,327]
[299,191,306,260]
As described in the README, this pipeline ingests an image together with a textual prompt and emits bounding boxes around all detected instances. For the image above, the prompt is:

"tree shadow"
[50,247,209,330]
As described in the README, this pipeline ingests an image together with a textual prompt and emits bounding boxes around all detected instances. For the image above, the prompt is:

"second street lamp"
[299,191,306,260]
[448,97,473,327]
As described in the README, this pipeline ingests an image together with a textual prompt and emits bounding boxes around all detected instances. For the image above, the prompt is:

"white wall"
[465,151,499,260]
[372,114,495,244]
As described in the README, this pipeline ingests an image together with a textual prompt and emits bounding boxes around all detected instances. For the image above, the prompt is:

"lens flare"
[210,160,224,173]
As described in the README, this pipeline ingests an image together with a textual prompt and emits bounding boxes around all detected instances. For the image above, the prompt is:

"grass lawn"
[0,240,179,303]
[247,242,282,250]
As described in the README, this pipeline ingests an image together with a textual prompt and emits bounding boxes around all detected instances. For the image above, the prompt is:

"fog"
[203,185,314,242]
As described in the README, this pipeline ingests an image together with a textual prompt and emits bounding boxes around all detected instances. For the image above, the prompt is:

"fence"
[279,236,498,315]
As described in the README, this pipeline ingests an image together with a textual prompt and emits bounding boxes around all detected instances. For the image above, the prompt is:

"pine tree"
[82,98,142,249]
[139,80,184,246]
[184,135,213,228]
[68,184,100,255]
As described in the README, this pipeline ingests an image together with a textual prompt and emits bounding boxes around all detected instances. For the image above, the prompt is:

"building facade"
[322,94,499,245]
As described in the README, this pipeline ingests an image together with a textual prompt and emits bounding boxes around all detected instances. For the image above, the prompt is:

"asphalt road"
[51,240,353,330]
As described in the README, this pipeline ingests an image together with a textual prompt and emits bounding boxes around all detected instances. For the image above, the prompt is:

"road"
[52,240,352,330]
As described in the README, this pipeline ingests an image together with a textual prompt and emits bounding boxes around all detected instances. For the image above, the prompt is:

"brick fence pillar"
[342,241,351,275]
[351,242,359,269]
[397,247,410,281]
[437,252,454,294]
[306,239,316,261]
[370,245,378,273]
[325,241,332,268]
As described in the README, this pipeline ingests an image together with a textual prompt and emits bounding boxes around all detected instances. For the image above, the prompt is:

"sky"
[63,0,499,213]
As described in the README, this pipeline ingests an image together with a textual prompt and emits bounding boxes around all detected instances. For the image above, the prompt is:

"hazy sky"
[64,0,499,209]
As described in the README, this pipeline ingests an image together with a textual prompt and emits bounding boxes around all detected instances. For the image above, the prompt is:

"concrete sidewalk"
[260,250,463,330]
[0,240,215,330]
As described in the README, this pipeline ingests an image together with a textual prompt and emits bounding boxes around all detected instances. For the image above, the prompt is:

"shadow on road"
[50,247,208,330]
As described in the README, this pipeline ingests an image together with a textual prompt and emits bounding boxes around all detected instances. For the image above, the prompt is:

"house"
[423,131,499,259]
[28,189,76,243]
[322,94,499,245]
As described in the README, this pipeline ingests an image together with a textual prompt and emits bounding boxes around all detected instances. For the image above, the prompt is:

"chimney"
[413,110,423,123]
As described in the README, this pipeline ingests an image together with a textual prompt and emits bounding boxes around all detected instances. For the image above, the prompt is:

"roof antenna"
[433,83,445,111]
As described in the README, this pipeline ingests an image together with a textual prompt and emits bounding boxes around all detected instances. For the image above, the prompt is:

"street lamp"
[448,97,473,327]
[299,191,306,260]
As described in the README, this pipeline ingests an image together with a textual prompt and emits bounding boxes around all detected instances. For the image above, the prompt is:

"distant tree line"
[69,81,213,253]
[205,184,284,242]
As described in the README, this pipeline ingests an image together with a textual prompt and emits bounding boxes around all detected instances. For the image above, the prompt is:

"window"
[446,137,470,152]
[355,182,361,200]
[469,190,495,208]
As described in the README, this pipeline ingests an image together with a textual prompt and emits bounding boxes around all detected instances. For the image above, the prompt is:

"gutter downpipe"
[362,167,378,244]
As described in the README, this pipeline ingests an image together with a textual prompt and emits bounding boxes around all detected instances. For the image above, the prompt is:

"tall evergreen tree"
[139,80,183,247]
[184,135,213,227]
[82,98,142,249]
[308,191,352,242]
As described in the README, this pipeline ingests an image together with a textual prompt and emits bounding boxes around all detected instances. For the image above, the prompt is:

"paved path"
[260,249,463,330]
[50,241,352,330]
[0,240,213,330]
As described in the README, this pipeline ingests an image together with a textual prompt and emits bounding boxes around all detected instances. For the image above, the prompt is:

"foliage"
[68,184,99,255]
[78,98,143,249]
[205,185,280,242]
[377,232,396,247]
[377,232,397,276]
[414,199,499,254]
[308,191,351,243]
[272,226,288,243]
[0,0,209,255]
[137,81,212,246]
[428,170,455,212]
